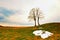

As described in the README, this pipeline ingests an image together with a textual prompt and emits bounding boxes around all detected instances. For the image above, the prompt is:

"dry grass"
[0,26,60,40]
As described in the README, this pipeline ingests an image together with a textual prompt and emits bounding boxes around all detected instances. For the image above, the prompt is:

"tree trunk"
[33,10,36,27]
[36,8,40,26]
[38,17,40,26]
[35,20,36,27]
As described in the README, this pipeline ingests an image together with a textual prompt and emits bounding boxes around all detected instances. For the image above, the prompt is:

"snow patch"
[33,30,53,39]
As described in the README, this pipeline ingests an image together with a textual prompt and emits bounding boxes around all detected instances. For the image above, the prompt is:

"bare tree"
[28,8,36,26]
[36,8,44,26]
[28,8,44,27]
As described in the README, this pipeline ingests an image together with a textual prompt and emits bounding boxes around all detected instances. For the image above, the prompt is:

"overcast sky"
[0,0,60,26]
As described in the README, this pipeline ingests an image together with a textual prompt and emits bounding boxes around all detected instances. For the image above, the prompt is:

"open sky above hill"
[0,0,60,26]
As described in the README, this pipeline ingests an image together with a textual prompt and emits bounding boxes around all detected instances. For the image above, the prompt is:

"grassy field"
[0,23,60,40]
[0,27,35,40]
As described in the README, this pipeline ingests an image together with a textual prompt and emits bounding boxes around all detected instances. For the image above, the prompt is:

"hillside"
[40,23,60,34]
[0,27,34,40]
[0,23,60,40]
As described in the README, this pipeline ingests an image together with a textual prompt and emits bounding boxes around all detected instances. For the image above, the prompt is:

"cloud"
[0,12,7,22]
[0,7,33,26]
[0,7,15,16]
[0,16,5,22]
[8,13,25,22]
[0,7,17,23]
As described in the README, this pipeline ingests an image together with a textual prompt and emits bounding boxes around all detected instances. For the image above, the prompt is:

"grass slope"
[40,23,60,34]
[0,27,34,40]
[0,23,60,40]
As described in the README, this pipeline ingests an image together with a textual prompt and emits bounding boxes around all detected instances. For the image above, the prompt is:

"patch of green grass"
[39,23,60,34]
[0,27,34,40]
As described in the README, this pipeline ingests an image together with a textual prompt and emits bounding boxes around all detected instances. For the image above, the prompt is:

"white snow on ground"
[33,30,53,39]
